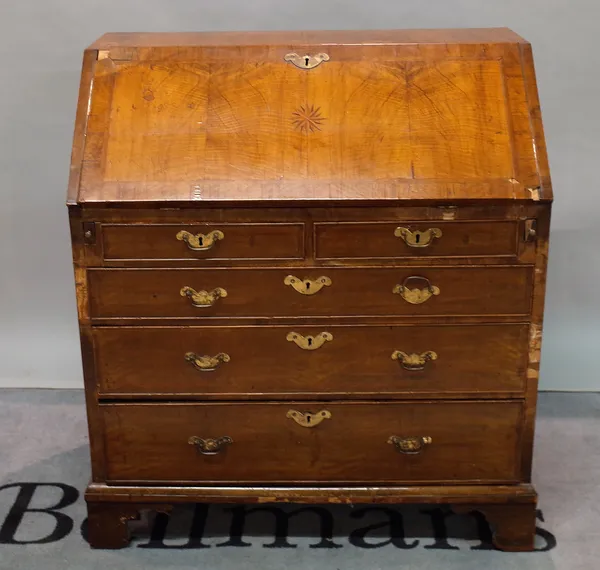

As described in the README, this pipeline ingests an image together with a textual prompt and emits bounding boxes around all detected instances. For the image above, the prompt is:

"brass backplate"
[284,275,332,295]
[391,350,438,371]
[284,52,329,70]
[188,436,233,455]
[286,410,332,428]
[185,352,230,371]
[387,435,432,454]
[180,286,227,307]
[176,229,224,251]
[394,227,442,248]
[286,331,333,350]
[393,284,440,304]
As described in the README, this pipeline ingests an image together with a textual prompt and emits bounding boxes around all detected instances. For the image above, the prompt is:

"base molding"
[86,482,536,504]
[85,483,537,551]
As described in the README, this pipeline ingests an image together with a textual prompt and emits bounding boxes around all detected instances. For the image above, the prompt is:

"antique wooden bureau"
[67,29,552,550]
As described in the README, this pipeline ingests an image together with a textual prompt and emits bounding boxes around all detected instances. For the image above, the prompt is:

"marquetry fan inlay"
[291,104,325,133]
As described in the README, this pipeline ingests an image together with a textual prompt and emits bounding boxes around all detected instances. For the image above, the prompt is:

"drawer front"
[94,324,528,397]
[101,401,522,484]
[88,266,533,319]
[101,223,305,261]
[315,221,519,259]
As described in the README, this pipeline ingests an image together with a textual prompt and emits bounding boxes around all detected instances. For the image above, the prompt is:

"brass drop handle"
[176,230,224,251]
[284,275,332,295]
[394,227,442,248]
[180,286,227,308]
[185,352,230,372]
[286,409,332,428]
[391,350,438,371]
[393,276,440,305]
[387,436,432,454]
[287,331,333,350]
[188,436,233,456]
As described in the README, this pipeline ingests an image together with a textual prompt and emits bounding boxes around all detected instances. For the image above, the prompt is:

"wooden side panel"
[519,44,553,197]
[67,51,97,204]
[79,58,116,196]
[502,45,541,190]
[68,207,106,481]
[520,205,551,479]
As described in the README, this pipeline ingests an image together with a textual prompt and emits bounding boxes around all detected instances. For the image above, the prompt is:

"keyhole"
[307,337,313,347]
[305,282,311,291]
[306,415,312,424]
[198,236,204,246]
[415,233,420,244]
[305,56,310,67]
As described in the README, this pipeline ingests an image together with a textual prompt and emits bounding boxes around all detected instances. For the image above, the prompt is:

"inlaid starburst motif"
[291,104,325,133]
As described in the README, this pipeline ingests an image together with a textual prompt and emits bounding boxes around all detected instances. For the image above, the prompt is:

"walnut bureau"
[67,29,552,550]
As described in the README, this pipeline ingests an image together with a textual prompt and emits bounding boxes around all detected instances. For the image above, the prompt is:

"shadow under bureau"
[67,29,552,551]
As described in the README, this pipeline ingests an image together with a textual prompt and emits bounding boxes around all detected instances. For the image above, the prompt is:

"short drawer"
[101,223,305,261]
[94,324,528,398]
[101,401,523,484]
[315,221,519,259]
[88,266,533,319]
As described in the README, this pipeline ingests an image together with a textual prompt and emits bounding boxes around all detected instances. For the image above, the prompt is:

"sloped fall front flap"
[72,30,551,204]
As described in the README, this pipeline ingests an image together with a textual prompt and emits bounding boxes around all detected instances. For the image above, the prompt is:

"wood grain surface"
[315,220,519,259]
[101,223,305,261]
[87,265,533,319]
[101,401,523,484]
[70,29,550,204]
[88,29,529,50]
[93,323,529,398]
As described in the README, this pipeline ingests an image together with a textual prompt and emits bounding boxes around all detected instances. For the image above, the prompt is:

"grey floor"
[0,390,598,570]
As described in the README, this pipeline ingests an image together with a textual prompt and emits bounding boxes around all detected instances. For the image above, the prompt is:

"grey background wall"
[0,1,597,390]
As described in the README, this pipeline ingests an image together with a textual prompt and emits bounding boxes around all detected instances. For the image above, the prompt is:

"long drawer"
[93,324,528,397]
[101,401,523,484]
[88,266,533,319]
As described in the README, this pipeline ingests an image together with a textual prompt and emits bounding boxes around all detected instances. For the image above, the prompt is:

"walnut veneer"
[68,29,552,551]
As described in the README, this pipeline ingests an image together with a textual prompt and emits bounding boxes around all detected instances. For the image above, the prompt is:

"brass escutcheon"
[176,230,224,251]
[286,409,332,428]
[393,276,440,305]
[387,436,432,454]
[284,52,329,70]
[188,436,233,456]
[286,331,333,351]
[391,350,438,371]
[284,275,332,295]
[394,227,442,248]
[180,286,227,308]
[185,352,230,372]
